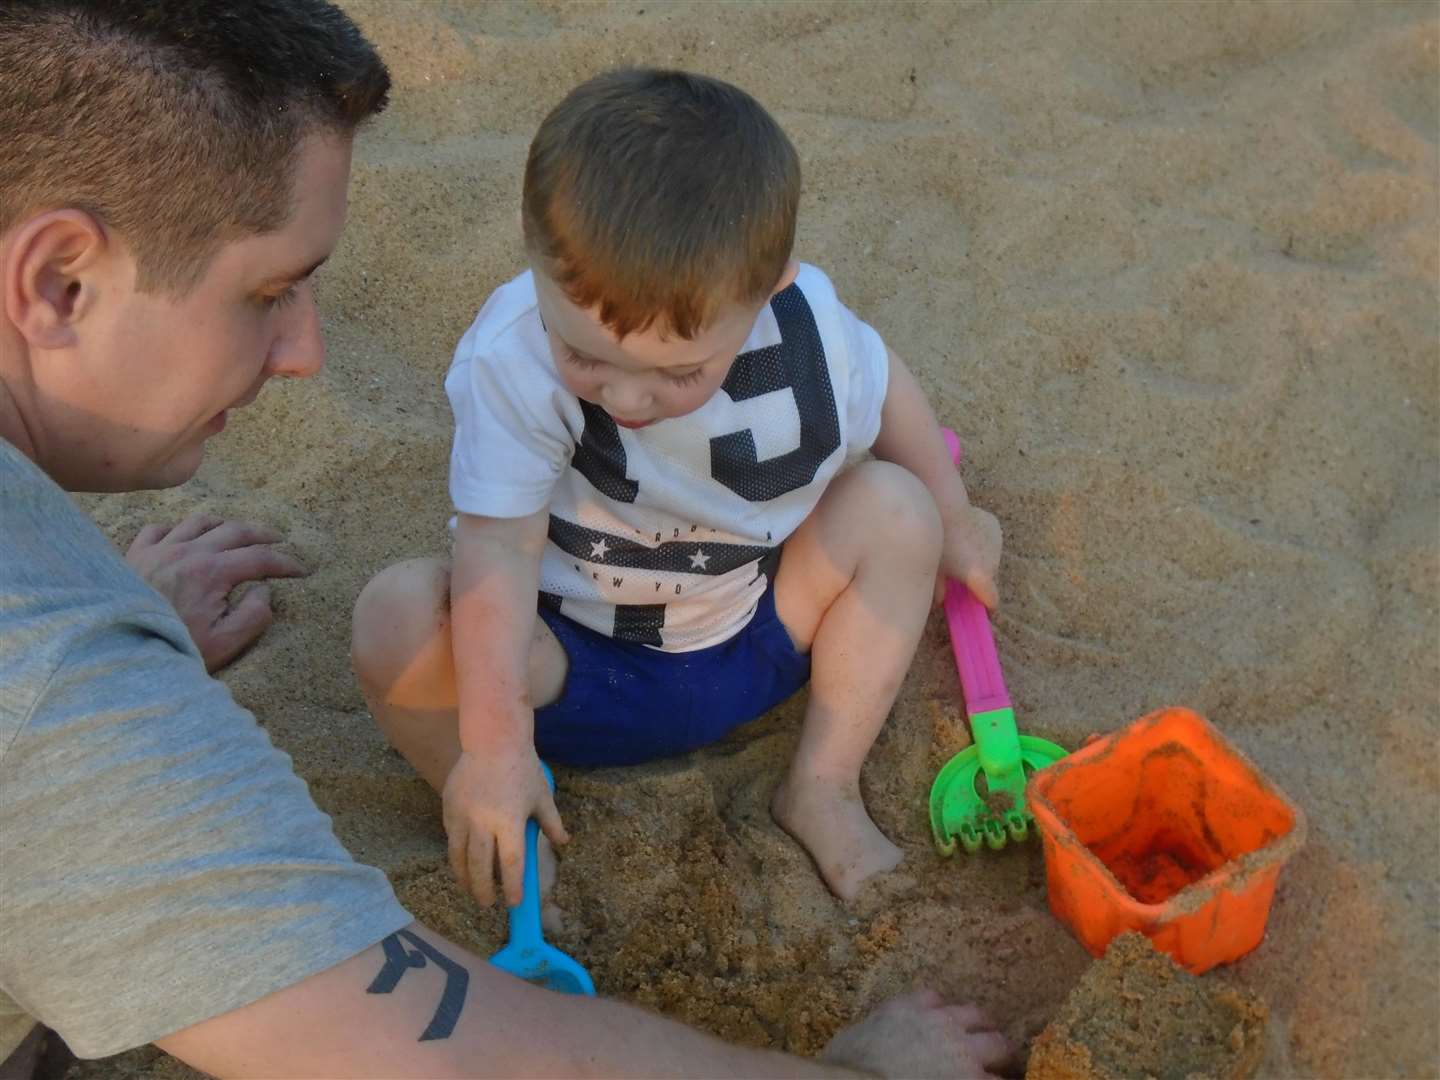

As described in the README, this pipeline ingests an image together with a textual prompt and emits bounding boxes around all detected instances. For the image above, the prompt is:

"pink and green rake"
[929,429,1067,856]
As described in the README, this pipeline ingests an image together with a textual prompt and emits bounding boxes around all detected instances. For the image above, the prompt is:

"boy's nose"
[601,380,651,417]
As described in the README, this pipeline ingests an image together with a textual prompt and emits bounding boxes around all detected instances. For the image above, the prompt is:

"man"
[0,2,1014,1076]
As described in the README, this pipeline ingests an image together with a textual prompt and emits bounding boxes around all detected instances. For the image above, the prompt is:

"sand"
[68,2,1436,1077]
[1026,932,1268,1080]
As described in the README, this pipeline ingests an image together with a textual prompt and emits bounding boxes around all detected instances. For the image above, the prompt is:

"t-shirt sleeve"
[837,300,891,456]
[446,316,573,519]
[0,611,412,1060]
[797,265,891,458]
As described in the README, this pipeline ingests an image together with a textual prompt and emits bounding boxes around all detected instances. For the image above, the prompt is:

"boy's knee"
[850,461,943,557]
[351,557,451,684]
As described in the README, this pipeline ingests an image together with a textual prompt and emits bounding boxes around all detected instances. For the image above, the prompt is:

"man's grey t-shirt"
[0,440,411,1060]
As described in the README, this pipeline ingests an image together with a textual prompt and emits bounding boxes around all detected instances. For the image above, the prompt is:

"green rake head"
[929,706,1068,856]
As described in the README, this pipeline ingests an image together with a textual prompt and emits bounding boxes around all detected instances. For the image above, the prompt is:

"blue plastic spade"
[489,762,595,995]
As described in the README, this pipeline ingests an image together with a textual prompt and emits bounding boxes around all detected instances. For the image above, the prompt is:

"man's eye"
[263,284,302,309]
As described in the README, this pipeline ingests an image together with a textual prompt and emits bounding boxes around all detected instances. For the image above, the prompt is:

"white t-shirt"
[445,263,891,652]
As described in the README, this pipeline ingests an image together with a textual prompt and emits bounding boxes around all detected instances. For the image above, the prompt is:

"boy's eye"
[665,367,705,387]
[562,347,602,371]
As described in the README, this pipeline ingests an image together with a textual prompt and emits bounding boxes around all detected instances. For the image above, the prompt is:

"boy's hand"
[938,504,1003,610]
[441,747,569,908]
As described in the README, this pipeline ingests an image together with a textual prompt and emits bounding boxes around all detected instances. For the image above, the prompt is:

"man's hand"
[822,990,1016,1079]
[937,504,1003,610]
[442,747,569,908]
[125,514,307,672]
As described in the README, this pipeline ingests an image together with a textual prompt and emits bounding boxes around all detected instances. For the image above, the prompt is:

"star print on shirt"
[590,538,610,560]
[689,549,711,571]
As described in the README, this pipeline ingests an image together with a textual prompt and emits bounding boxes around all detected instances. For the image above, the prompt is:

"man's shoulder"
[0,441,180,738]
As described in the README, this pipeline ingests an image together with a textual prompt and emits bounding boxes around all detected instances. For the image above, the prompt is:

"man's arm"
[156,923,851,1079]
[156,922,1011,1079]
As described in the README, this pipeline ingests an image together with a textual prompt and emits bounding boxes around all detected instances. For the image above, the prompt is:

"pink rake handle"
[940,428,1011,718]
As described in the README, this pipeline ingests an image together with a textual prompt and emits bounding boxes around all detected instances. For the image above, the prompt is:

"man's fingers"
[130,522,174,550]
[965,1030,1015,1070]
[216,545,309,585]
[191,519,285,553]
[163,514,225,544]
[887,988,944,1011]
[943,1004,991,1031]
[202,585,273,672]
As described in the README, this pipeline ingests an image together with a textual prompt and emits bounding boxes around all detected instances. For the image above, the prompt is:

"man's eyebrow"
[264,256,329,287]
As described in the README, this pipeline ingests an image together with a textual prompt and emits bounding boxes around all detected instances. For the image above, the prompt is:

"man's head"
[0,0,389,491]
[523,68,801,428]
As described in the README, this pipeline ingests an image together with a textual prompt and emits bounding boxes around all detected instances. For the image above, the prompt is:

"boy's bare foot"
[771,773,903,901]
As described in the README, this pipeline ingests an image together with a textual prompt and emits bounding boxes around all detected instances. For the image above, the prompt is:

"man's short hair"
[0,0,390,294]
[523,68,802,340]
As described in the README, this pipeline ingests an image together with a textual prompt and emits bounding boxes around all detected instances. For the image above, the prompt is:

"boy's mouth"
[611,416,654,429]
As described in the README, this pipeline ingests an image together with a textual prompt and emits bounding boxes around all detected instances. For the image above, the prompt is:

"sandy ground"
[69,2,1437,1077]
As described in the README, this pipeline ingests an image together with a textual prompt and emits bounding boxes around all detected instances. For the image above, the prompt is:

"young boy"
[352,68,1001,906]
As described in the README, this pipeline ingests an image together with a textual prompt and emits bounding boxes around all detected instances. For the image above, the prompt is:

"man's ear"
[3,209,111,350]
[769,259,800,297]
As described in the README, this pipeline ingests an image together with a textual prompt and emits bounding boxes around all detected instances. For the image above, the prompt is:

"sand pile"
[1026,933,1267,1080]
[70,2,1436,1077]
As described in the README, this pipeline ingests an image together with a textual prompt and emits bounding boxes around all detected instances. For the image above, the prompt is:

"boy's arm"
[157,922,1010,1078]
[870,348,1003,608]
[448,510,567,907]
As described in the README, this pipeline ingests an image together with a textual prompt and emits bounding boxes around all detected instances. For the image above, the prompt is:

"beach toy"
[490,762,596,995]
[1027,706,1306,973]
[929,428,1068,855]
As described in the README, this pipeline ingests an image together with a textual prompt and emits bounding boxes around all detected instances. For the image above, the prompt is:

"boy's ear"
[769,259,799,297]
[3,209,110,351]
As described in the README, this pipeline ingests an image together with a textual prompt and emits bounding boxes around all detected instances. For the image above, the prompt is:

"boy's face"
[533,261,798,429]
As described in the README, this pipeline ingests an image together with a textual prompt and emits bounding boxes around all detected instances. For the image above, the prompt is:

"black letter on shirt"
[710,285,841,502]
[367,930,469,1042]
[571,400,639,503]
[614,603,665,646]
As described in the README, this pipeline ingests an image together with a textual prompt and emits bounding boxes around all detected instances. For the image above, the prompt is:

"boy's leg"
[771,461,943,900]
[350,557,568,792]
[350,559,569,914]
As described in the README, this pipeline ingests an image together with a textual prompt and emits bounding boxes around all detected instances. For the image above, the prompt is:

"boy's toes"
[827,840,904,902]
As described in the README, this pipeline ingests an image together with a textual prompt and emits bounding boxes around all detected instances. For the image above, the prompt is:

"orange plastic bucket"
[1027,707,1305,974]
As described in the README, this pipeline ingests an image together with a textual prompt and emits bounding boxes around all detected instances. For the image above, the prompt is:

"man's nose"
[267,286,326,379]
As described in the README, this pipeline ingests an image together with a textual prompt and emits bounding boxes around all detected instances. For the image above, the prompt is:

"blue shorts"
[534,580,811,767]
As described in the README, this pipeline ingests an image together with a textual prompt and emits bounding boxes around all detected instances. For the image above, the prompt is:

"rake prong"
[1006,812,1029,842]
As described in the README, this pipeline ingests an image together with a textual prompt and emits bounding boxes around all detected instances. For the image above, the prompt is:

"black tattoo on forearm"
[367,930,469,1041]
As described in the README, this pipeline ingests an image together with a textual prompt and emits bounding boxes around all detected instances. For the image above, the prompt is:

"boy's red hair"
[523,68,801,340]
